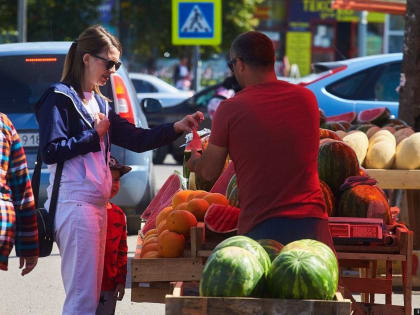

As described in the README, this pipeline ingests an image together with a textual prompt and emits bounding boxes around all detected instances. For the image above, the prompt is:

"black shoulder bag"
[31,151,63,257]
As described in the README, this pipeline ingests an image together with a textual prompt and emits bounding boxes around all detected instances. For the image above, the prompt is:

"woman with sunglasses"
[35,24,203,315]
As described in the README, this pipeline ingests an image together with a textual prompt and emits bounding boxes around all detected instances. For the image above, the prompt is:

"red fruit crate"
[328,217,383,244]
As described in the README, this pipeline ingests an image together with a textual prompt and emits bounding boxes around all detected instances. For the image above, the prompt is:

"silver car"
[129,72,193,107]
[0,42,154,234]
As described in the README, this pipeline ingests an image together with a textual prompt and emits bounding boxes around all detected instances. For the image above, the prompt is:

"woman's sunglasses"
[91,54,121,71]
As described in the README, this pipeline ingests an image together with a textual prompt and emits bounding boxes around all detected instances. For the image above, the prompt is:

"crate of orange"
[131,189,235,303]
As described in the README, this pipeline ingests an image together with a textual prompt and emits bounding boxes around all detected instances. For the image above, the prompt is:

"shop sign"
[289,0,385,30]
[286,32,312,76]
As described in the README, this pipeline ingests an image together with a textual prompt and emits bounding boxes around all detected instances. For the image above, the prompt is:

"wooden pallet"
[165,282,352,315]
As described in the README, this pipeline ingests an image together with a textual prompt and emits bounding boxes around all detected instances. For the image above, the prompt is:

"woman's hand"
[19,256,38,276]
[173,111,204,134]
[94,113,110,137]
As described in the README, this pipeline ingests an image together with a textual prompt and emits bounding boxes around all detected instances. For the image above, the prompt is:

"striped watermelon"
[228,185,240,208]
[319,180,335,216]
[225,174,237,198]
[319,128,341,141]
[337,185,392,224]
[257,239,284,262]
[214,235,271,276]
[200,246,264,297]
[268,239,338,300]
[318,140,360,194]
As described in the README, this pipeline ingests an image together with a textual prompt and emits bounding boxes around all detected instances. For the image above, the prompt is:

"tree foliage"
[119,0,263,62]
[0,0,101,42]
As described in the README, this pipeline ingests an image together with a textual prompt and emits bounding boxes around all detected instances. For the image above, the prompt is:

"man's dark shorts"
[245,217,335,253]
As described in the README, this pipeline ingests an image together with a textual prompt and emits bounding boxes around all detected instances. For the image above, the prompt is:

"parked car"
[298,53,402,117]
[0,41,154,234]
[129,72,193,107]
[143,77,238,164]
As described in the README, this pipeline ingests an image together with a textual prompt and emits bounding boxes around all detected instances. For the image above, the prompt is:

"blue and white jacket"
[35,82,180,206]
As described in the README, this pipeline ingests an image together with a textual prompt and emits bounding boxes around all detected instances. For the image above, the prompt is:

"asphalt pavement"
[1,156,420,314]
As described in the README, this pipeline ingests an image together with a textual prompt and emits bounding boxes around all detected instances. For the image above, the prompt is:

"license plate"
[20,132,39,148]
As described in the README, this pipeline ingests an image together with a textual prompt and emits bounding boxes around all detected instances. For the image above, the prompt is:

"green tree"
[118,0,263,65]
[0,0,101,42]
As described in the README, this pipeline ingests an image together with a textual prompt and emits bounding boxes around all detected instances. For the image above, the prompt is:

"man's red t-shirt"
[210,80,327,235]
[101,202,128,291]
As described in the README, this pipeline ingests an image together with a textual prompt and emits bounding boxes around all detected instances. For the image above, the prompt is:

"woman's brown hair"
[61,24,122,100]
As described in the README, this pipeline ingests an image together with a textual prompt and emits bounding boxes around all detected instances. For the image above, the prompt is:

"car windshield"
[0,54,65,113]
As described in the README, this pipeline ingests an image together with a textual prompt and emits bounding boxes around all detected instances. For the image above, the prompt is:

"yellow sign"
[286,32,312,76]
[172,0,222,46]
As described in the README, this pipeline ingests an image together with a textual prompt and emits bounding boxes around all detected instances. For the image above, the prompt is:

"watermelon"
[337,185,392,224]
[268,239,338,300]
[257,239,284,262]
[322,121,346,131]
[225,174,237,198]
[319,180,335,216]
[357,107,390,126]
[200,246,264,297]
[204,204,240,233]
[326,111,357,124]
[214,235,271,276]
[210,161,235,194]
[141,173,183,235]
[319,128,341,141]
[228,185,240,208]
[357,124,376,133]
[318,140,360,194]
[319,109,326,126]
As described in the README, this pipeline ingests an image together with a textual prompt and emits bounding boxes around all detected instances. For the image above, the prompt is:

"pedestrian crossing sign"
[172,0,221,45]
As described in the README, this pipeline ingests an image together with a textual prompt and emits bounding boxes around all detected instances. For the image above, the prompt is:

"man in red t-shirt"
[187,31,333,249]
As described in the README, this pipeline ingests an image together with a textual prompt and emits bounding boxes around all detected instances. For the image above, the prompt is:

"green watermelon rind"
[199,246,264,297]
[225,174,237,198]
[268,248,338,300]
[257,239,284,262]
[214,235,271,277]
[228,185,240,208]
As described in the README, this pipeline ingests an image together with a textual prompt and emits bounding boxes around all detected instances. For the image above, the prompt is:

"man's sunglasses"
[227,57,240,72]
[91,54,121,71]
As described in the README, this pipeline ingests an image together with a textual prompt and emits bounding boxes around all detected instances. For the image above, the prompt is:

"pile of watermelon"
[200,236,338,300]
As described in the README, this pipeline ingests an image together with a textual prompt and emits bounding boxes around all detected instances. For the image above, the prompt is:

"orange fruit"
[166,210,198,236]
[158,230,185,258]
[203,193,229,206]
[174,202,189,211]
[140,242,159,257]
[186,190,207,201]
[142,250,160,258]
[171,190,193,208]
[156,206,173,227]
[143,236,158,246]
[192,191,209,200]
[187,198,210,221]
[144,228,158,239]
[157,219,168,234]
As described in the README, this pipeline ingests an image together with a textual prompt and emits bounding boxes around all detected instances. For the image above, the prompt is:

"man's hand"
[94,113,110,138]
[173,111,204,134]
[19,256,38,276]
[114,283,125,301]
[186,148,202,172]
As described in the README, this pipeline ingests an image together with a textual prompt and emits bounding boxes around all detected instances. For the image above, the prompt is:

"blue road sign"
[172,0,221,45]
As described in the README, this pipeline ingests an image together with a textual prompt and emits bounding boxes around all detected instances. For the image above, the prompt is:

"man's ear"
[237,58,246,72]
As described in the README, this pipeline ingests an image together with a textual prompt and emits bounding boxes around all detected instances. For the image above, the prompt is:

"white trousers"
[55,200,107,315]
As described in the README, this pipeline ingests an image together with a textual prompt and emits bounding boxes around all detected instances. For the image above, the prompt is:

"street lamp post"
[17,0,27,42]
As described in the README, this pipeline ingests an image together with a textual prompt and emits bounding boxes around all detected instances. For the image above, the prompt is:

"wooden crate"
[366,169,420,249]
[165,282,352,315]
[131,223,225,303]
[336,227,413,315]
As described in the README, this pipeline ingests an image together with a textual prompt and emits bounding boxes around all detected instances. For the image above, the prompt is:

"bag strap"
[32,151,64,227]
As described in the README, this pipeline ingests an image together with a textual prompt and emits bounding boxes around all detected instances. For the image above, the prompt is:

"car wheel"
[153,146,168,164]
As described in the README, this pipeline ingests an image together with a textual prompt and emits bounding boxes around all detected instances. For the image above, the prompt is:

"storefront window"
[313,24,335,48]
